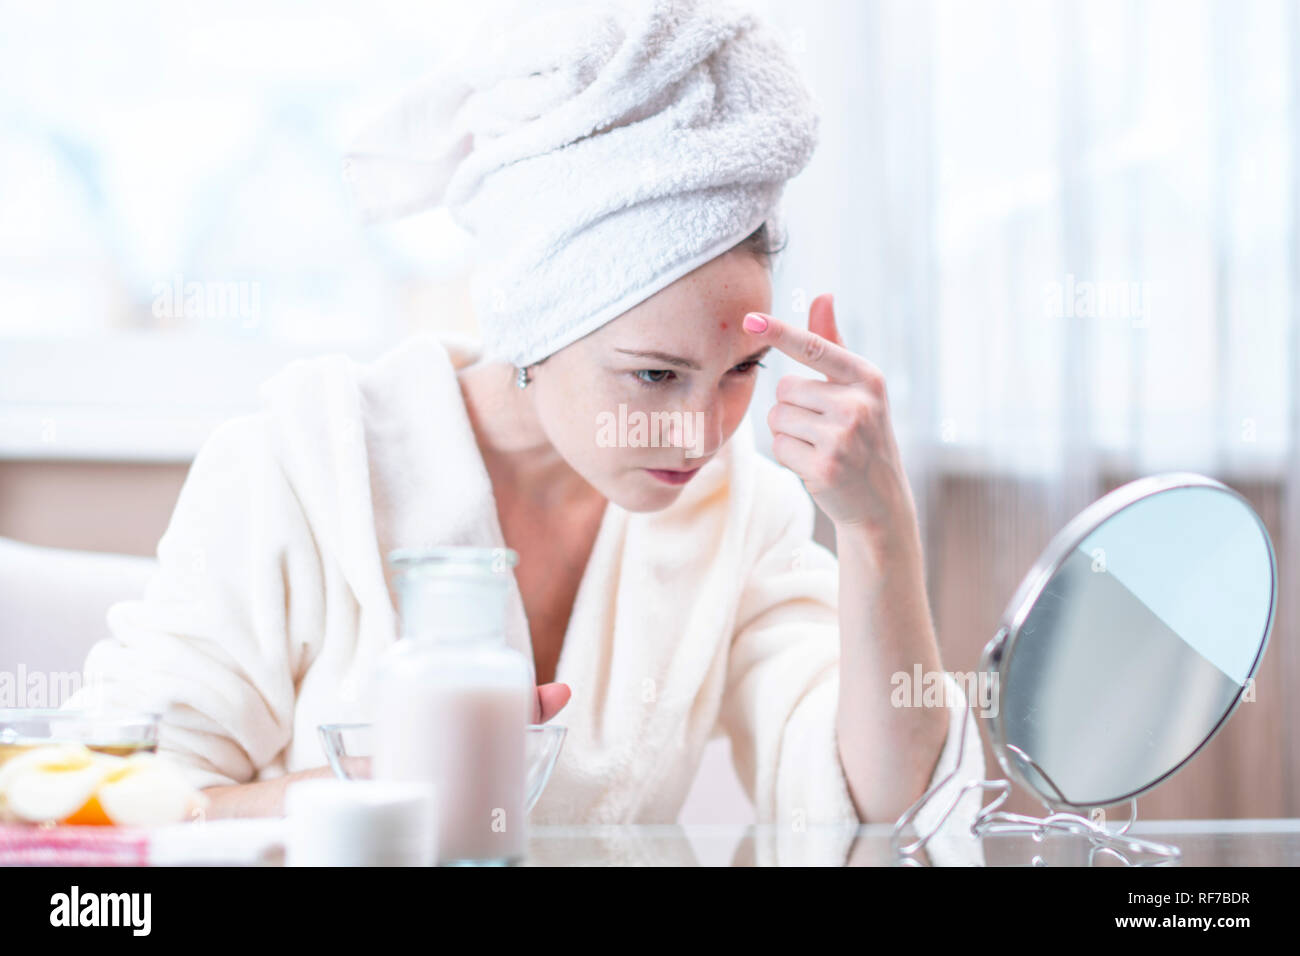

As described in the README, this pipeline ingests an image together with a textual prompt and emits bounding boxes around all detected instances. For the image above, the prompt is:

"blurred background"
[1,0,1296,828]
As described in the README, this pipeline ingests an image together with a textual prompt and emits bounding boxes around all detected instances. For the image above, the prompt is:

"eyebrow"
[613,345,771,370]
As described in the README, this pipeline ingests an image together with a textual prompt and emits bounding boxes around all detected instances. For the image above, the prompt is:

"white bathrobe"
[69,332,985,839]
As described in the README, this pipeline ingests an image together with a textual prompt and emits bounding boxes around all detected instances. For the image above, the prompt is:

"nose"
[677,399,724,462]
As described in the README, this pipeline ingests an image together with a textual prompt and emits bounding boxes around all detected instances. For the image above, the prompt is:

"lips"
[644,466,702,486]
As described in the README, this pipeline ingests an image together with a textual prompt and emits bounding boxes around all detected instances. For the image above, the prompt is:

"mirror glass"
[989,478,1276,809]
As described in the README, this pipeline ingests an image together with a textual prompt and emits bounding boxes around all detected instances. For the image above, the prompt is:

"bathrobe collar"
[259,331,758,821]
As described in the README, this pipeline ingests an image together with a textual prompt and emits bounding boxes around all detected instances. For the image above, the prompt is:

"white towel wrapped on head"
[343,0,820,367]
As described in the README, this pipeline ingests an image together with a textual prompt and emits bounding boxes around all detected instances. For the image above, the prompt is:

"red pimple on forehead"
[720,321,728,330]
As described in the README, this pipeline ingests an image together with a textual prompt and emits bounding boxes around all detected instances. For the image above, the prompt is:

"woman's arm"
[201,766,336,819]
[64,411,327,796]
[744,295,951,823]
[199,685,574,819]
[833,510,948,823]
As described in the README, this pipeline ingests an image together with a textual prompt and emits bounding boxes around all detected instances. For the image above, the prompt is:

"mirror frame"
[977,471,1278,810]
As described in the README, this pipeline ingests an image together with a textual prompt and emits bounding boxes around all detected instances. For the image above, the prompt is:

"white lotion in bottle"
[372,547,531,865]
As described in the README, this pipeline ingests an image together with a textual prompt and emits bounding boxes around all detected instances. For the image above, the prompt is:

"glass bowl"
[0,708,160,769]
[318,722,565,814]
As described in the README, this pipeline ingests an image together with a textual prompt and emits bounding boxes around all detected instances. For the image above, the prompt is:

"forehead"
[596,251,772,342]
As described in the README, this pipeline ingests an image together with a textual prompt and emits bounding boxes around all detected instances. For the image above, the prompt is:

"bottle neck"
[396,574,510,645]
[405,626,506,645]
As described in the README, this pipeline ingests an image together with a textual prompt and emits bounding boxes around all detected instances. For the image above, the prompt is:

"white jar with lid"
[284,779,437,867]
[370,546,532,866]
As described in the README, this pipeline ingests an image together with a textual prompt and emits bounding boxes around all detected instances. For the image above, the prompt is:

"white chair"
[0,536,156,692]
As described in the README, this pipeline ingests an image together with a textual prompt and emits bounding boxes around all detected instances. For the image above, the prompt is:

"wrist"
[834,510,921,569]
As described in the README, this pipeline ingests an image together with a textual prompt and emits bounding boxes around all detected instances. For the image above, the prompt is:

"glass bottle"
[371,546,532,866]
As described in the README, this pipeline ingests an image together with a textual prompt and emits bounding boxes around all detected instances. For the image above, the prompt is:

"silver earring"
[516,365,531,389]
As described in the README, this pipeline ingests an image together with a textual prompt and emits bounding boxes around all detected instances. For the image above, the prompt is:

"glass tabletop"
[522,820,1300,866]
[7,818,1295,866]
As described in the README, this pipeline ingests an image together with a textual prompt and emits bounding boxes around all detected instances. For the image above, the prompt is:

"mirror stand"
[890,702,1183,866]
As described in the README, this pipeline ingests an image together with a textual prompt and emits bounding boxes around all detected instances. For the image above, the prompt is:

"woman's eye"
[635,369,675,386]
[633,361,763,388]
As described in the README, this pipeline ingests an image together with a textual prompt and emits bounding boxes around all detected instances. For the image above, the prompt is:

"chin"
[605,474,685,513]
[619,493,681,513]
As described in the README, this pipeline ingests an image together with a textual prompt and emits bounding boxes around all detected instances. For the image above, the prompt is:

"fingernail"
[743,312,768,333]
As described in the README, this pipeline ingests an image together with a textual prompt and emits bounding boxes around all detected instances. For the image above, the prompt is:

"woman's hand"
[745,294,951,822]
[742,294,916,539]
[535,682,571,724]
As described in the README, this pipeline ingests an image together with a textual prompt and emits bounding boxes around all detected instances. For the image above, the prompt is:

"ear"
[808,293,841,346]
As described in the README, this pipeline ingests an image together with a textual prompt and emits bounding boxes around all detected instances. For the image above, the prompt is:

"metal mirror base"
[890,708,1182,866]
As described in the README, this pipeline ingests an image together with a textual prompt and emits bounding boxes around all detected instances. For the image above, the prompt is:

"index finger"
[743,311,864,383]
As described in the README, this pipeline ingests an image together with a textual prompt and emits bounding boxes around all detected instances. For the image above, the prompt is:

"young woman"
[70,0,983,831]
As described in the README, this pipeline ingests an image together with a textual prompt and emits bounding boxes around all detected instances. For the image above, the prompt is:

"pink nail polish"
[743,313,768,333]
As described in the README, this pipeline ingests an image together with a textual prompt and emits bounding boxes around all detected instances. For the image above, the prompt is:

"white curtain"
[749,0,1296,555]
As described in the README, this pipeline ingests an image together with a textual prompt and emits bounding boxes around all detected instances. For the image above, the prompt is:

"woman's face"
[528,248,773,512]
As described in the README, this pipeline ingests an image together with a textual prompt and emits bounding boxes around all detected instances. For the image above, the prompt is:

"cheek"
[551,394,605,457]
[721,380,758,435]
[538,379,630,475]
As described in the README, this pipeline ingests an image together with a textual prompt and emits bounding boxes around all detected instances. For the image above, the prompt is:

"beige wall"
[0,460,187,557]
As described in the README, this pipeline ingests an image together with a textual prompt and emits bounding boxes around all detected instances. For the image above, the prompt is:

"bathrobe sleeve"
[65,412,325,791]
[717,464,986,830]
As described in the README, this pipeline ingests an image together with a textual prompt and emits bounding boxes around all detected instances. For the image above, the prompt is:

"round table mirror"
[984,472,1275,810]
[894,472,1277,865]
